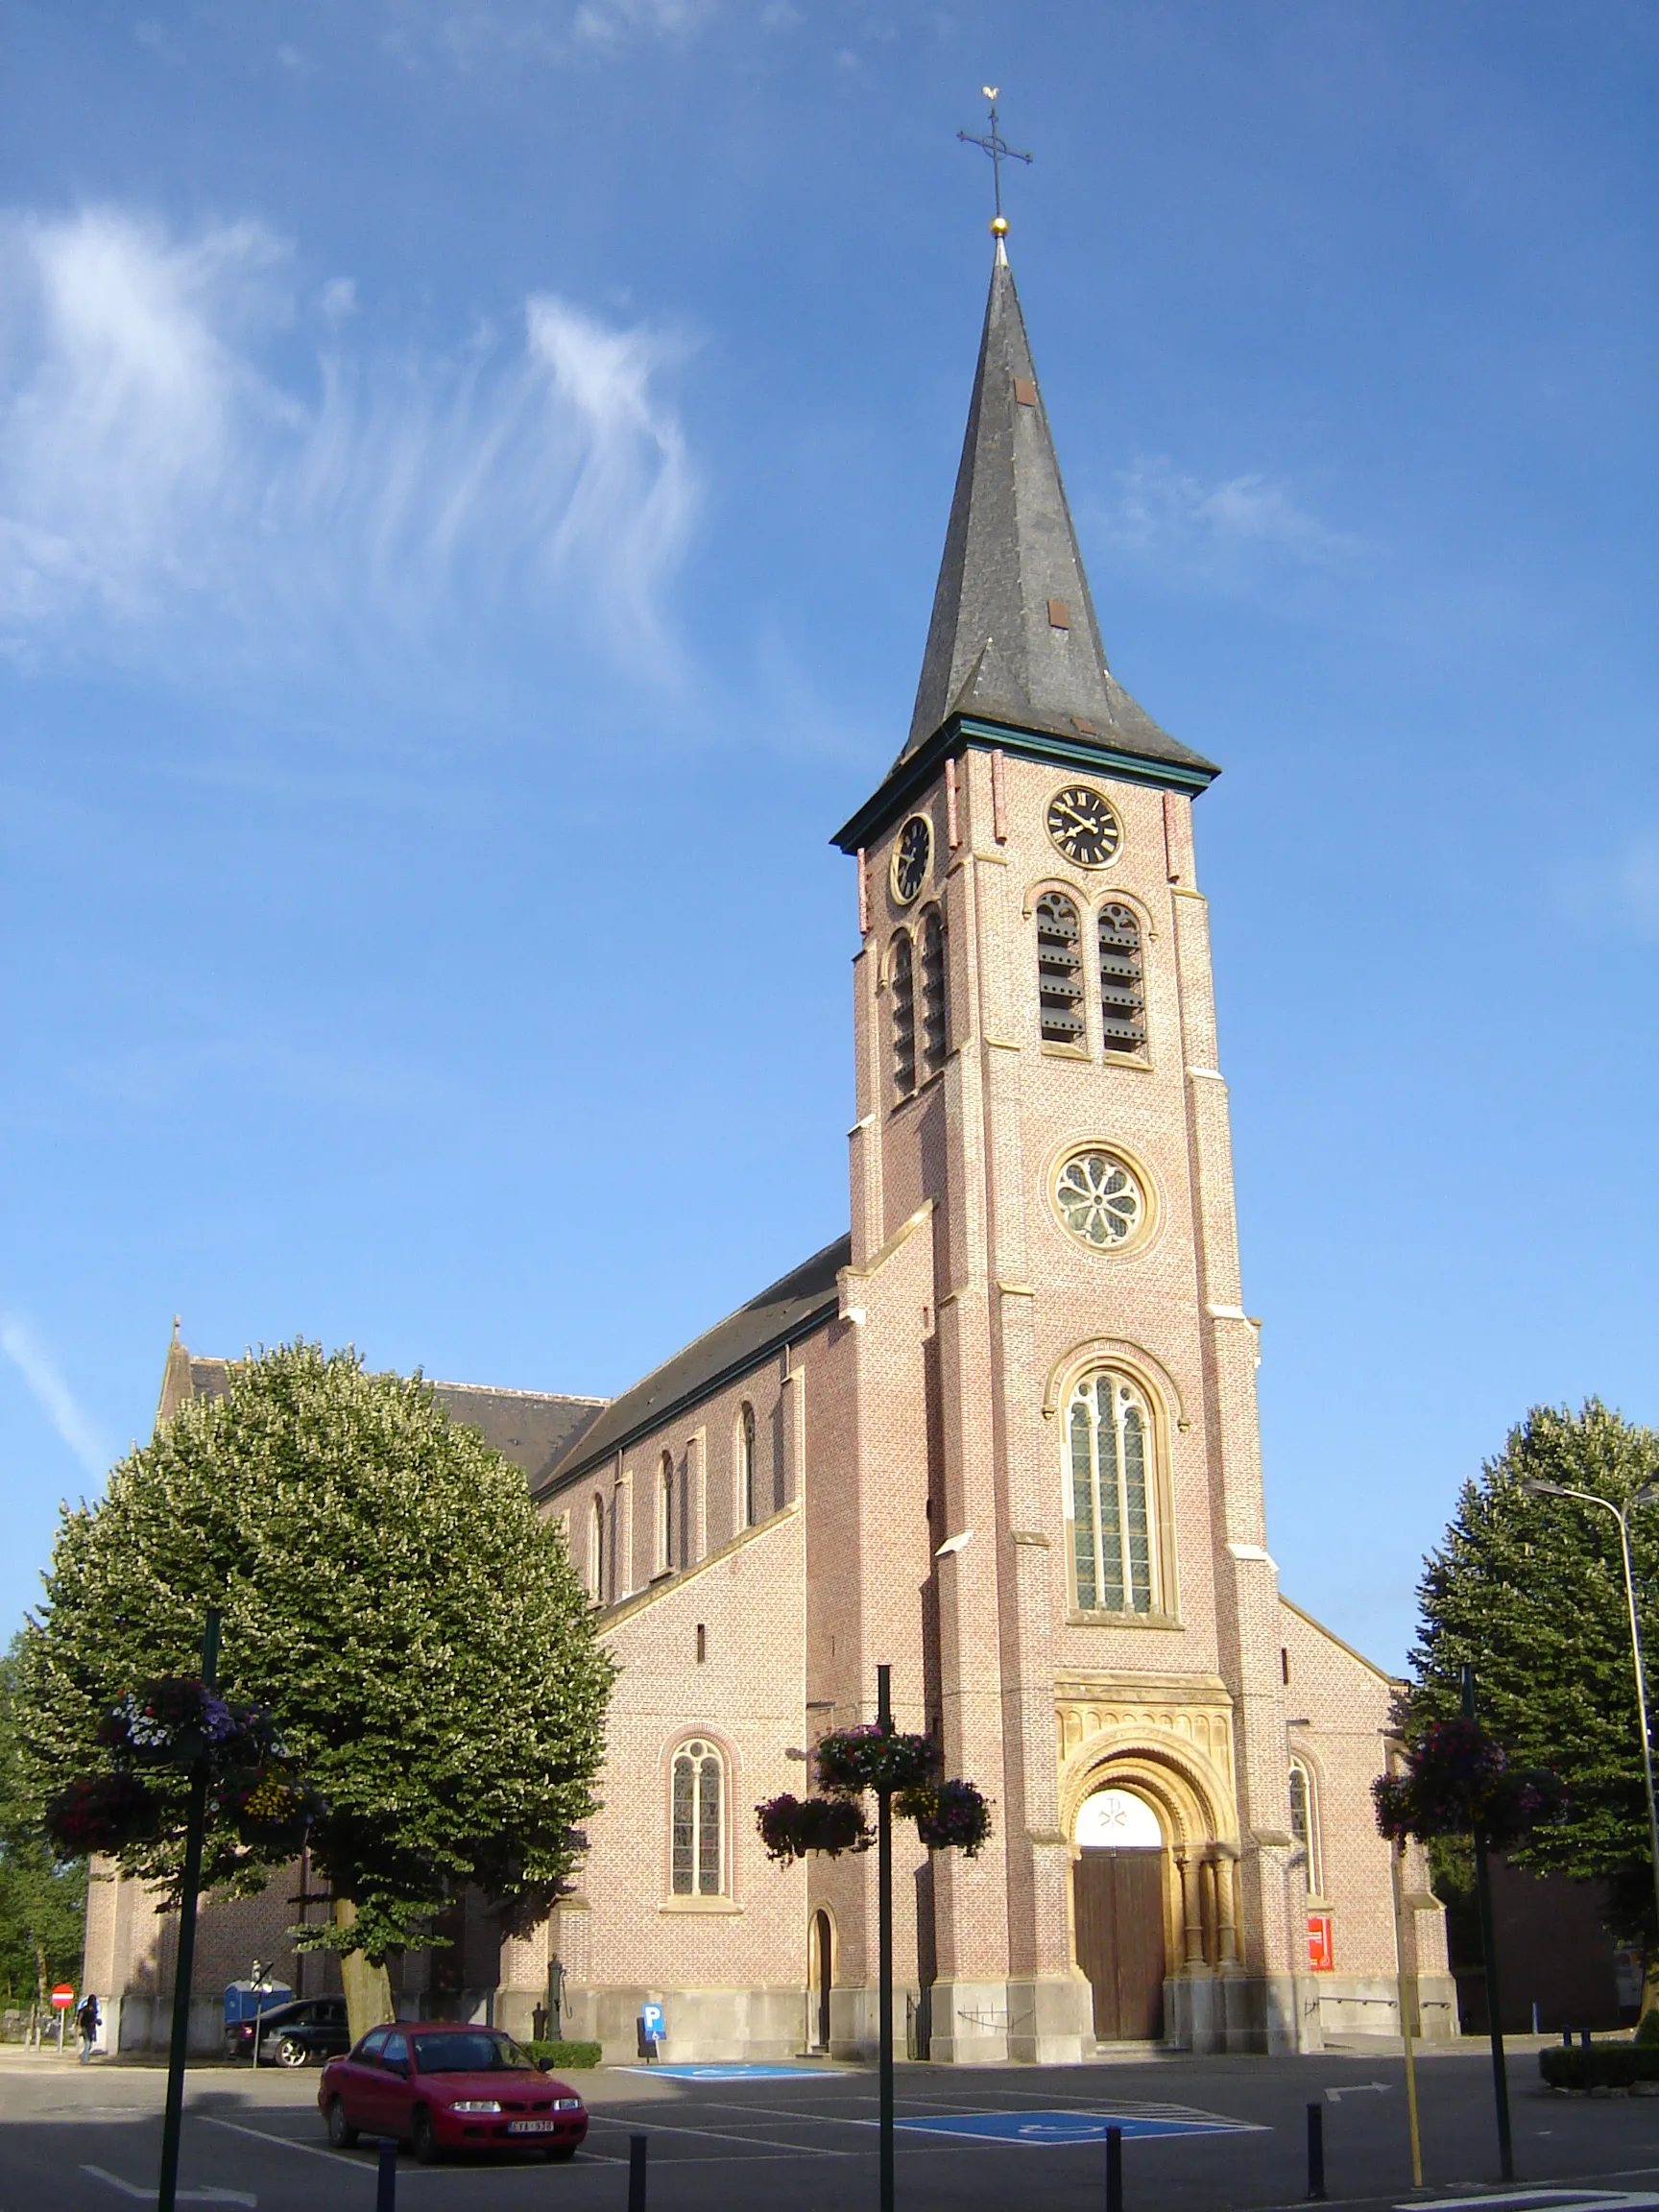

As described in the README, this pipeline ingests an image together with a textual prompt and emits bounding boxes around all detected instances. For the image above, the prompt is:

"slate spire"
[901,244,1211,779]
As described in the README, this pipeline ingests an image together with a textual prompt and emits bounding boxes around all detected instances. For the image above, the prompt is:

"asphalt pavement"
[6,2040,1659,2212]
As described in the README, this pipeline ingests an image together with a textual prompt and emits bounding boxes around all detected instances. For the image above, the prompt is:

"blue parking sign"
[640,2004,665,2042]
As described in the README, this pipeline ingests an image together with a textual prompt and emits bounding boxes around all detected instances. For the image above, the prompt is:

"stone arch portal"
[1064,1734,1242,2045]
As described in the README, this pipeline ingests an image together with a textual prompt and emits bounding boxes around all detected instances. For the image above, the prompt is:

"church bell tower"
[830,236,1305,2057]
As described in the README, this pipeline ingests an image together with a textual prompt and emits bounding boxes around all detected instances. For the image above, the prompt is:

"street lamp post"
[1520,1479,1659,1952]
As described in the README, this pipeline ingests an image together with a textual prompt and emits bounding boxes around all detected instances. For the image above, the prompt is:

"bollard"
[1562,2027,1572,2048]
[375,2139,397,2212]
[628,2133,648,2212]
[1106,2123,1123,2212]
[1581,2030,1593,2055]
[1307,2102,1326,2201]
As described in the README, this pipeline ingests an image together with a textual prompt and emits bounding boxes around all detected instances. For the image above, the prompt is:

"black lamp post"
[157,1609,221,2212]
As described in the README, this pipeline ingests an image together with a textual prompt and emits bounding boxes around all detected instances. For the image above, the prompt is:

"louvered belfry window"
[1036,892,1085,1044]
[1098,902,1147,1054]
[920,906,947,1078]
[891,932,917,1097]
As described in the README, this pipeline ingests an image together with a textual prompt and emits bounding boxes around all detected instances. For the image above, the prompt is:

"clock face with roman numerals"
[890,815,931,905]
[1046,784,1122,868]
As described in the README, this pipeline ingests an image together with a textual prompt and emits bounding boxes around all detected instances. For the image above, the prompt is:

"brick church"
[86,240,1453,2062]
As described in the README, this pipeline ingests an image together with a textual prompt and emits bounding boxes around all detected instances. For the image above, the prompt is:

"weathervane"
[957,87,1032,238]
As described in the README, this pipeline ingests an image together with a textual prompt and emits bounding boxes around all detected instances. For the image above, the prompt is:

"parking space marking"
[622,2065,847,2081]
[886,2108,1262,2147]
[1404,2197,1659,2212]
[589,2115,849,2157]
[200,2117,344,2166]
[82,2167,255,2205]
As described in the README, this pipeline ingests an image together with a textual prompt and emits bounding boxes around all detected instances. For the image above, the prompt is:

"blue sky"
[1,1,1653,1672]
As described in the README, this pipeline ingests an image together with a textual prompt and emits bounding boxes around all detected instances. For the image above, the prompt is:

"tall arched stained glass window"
[919,906,948,1078]
[1289,1758,1323,1894]
[1097,902,1147,1054]
[671,1739,724,1896]
[739,1404,757,1528]
[1036,892,1085,1045]
[890,932,916,1098]
[1065,1370,1155,1614]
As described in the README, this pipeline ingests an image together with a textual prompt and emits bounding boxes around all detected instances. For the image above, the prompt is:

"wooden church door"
[1073,1849,1166,2040]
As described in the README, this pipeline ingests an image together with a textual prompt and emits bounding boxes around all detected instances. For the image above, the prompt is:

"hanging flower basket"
[98,1679,284,1772]
[815,1724,939,1798]
[44,1770,158,1857]
[1373,1715,1564,1850]
[899,1777,994,1858]
[757,1793,874,1863]
[216,1765,327,1854]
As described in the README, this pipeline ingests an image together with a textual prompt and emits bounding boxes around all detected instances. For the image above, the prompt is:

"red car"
[319,2022,589,2164]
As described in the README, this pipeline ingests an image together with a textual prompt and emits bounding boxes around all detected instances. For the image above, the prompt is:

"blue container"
[224,1980,293,2030]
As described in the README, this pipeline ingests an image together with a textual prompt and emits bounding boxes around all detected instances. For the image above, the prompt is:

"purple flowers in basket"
[814,1722,940,1798]
[755,1720,994,1862]
[1373,1715,1564,1849]
[46,1673,318,1864]
[757,1793,873,1863]
[96,1677,285,1771]
[44,1771,159,1857]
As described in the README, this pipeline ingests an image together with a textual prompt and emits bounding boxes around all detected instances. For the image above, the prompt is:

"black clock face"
[1046,784,1122,868]
[891,815,931,904]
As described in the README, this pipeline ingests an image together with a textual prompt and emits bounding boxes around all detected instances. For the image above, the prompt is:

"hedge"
[525,2038,603,2071]
[1540,2044,1659,2092]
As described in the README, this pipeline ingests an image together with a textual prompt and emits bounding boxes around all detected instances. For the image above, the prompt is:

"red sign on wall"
[1307,1914,1334,1972]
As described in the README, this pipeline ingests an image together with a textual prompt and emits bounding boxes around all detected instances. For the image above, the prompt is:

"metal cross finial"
[957,86,1031,233]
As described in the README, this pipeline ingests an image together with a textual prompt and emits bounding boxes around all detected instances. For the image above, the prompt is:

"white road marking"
[198,2118,342,2167]
[81,2169,255,2206]
[1327,2082,1392,2103]
[588,2115,848,2157]
[1403,2195,1659,2212]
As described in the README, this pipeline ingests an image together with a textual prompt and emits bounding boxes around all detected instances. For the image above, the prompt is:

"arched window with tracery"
[590,1494,607,1604]
[919,905,947,1078]
[1289,1758,1323,1895]
[660,1452,676,1574]
[1036,892,1085,1045]
[890,932,916,1098]
[1065,1369,1156,1615]
[739,1404,757,1528]
[1098,902,1147,1055]
[671,1738,725,1896]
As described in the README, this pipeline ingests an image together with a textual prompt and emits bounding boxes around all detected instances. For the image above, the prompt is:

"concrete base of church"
[562,1984,809,2067]
[926,1975,1094,2065]
[1312,1971,1459,2043]
[1166,1969,1318,2056]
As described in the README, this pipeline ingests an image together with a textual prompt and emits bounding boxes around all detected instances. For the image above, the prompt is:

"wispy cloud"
[398,0,719,70]
[0,1313,113,1478]
[1613,833,1659,940]
[0,206,698,678]
[1096,454,1363,582]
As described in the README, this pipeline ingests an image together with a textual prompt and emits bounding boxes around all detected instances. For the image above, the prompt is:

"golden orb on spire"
[990,215,1009,236]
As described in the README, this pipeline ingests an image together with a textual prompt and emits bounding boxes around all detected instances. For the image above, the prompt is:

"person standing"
[76,1992,100,2063]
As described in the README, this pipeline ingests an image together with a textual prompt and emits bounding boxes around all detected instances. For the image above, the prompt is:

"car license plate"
[507,2120,558,2134]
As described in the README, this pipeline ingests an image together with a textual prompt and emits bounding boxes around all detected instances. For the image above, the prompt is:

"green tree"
[1407,1400,1659,1950]
[13,1341,613,2036]
[0,1637,86,2011]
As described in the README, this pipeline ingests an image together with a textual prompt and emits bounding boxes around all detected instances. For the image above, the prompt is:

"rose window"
[1055,1150,1144,1249]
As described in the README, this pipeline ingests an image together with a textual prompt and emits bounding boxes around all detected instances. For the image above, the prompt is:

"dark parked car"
[318,2022,588,2163]
[228,1996,350,2067]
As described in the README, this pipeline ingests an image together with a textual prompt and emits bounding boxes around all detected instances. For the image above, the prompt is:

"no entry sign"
[51,1984,74,2010]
